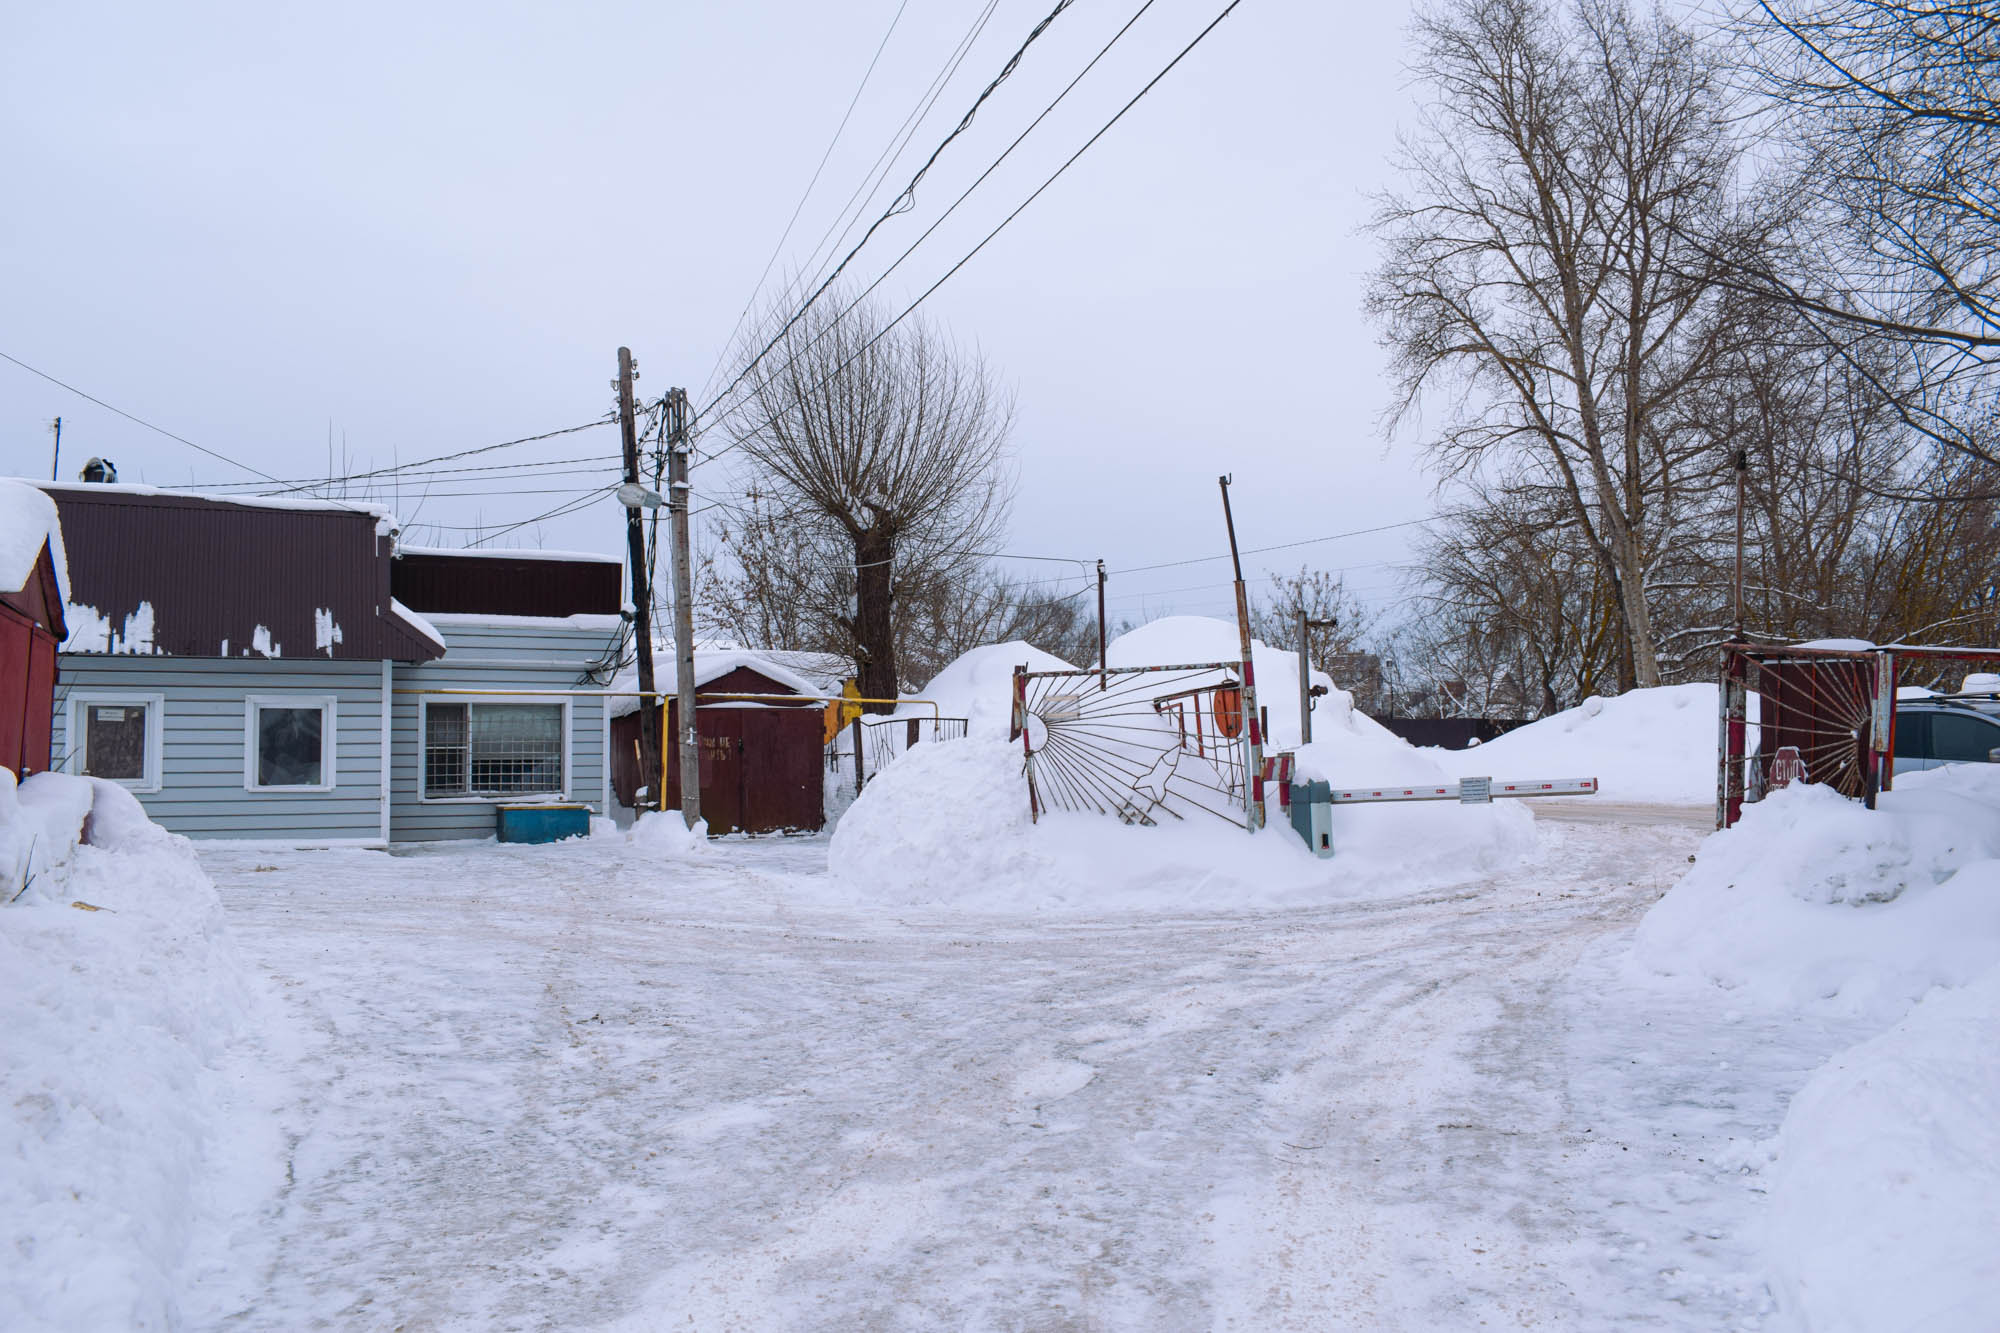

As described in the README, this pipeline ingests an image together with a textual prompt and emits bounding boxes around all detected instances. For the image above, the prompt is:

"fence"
[825,714,969,787]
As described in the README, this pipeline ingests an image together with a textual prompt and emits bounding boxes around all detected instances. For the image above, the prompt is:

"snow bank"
[1292,684,1539,888]
[1,773,265,1330]
[1630,766,2000,1023]
[829,737,1536,912]
[1432,684,1716,804]
[1766,965,2000,1332]
[1105,616,1336,751]
[914,641,1077,739]
[629,810,710,858]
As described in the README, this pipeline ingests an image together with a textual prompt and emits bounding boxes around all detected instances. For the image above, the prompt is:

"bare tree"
[1250,567,1385,711]
[1734,0,1998,471]
[717,291,1014,708]
[1369,0,1768,690]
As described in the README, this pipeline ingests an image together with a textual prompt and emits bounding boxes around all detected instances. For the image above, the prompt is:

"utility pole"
[617,349,661,810]
[1096,559,1108,691]
[664,389,701,831]
[1732,448,1749,640]
[1218,476,1265,831]
[49,417,60,481]
[1296,612,1337,746]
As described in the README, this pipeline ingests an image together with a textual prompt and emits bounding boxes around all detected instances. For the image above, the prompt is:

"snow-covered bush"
[1629,766,2000,1021]
[2,772,266,1330]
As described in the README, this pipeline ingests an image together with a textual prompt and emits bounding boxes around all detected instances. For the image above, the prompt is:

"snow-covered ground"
[147,808,1883,1331]
[12,686,1999,1327]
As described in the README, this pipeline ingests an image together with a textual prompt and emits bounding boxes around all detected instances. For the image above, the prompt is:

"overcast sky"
[2,0,1435,628]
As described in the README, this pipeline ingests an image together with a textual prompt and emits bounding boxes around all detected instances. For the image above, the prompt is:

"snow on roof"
[0,479,69,603]
[608,649,825,716]
[388,598,447,653]
[396,545,619,565]
[34,479,400,535]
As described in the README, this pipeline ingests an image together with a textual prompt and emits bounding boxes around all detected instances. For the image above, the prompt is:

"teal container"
[495,802,591,844]
[1288,781,1334,858]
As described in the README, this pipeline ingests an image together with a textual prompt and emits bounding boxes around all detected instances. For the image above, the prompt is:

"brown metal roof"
[40,483,443,661]
[392,549,623,618]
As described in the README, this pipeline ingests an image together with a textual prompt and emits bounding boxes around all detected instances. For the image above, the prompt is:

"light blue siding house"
[38,481,624,844]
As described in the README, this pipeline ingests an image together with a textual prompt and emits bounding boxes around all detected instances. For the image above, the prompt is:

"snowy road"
[186,816,1861,1331]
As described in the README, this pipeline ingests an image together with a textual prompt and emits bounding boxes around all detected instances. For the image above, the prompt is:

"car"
[1892,694,2000,776]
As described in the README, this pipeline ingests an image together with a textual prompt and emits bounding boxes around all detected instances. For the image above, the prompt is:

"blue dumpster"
[495,802,592,844]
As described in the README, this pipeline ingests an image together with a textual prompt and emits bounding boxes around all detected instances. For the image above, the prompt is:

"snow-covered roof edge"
[0,479,70,605]
[421,611,625,631]
[388,598,447,653]
[34,479,399,536]
[397,545,620,565]
[608,649,826,717]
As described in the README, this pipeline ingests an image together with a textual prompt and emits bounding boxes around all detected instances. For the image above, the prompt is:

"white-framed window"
[419,696,569,802]
[67,692,165,793]
[243,695,338,793]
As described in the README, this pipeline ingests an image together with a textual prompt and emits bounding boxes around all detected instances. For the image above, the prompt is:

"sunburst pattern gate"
[1010,661,1255,828]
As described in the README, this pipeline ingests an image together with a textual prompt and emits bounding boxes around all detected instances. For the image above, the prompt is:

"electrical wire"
[461,486,618,547]
[757,0,1003,362]
[701,0,1079,423]
[259,418,616,495]
[694,0,1251,472]
[1,348,283,484]
[696,0,913,405]
[708,0,1168,430]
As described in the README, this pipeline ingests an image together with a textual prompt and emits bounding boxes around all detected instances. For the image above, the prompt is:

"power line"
[703,0,1006,414]
[462,486,618,547]
[703,0,1164,435]
[694,0,1251,472]
[696,0,913,406]
[193,454,627,492]
[701,0,1079,422]
[260,418,615,495]
[0,348,283,484]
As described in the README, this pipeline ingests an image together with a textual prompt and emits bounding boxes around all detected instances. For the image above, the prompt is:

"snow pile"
[829,736,1535,912]
[1,769,92,902]
[1630,766,2000,1022]
[1432,684,1716,804]
[1105,616,1336,750]
[1,773,265,1330]
[914,641,1077,739]
[1292,684,1539,887]
[0,479,68,601]
[1765,966,2000,1331]
[629,810,710,858]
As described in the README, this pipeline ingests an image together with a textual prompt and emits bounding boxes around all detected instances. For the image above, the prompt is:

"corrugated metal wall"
[388,617,618,841]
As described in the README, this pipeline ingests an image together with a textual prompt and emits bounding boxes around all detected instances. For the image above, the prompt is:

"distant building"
[33,479,624,844]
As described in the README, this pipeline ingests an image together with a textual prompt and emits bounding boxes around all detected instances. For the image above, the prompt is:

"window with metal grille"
[424,701,563,798]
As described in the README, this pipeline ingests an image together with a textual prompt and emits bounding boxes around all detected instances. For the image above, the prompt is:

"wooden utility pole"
[617,349,661,809]
[49,417,61,481]
[665,389,701,830]
[1219,476,1265,831]
[1096,558,1108,691]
